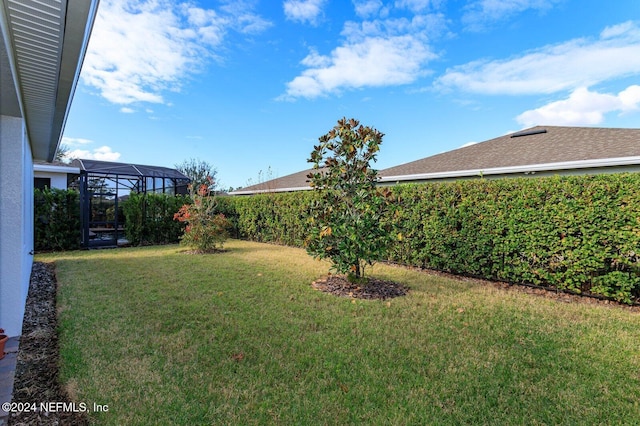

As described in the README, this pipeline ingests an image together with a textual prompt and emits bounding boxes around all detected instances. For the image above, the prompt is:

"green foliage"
[175,158,218,192]
[387,175,640,303]
[231,192,315,246]
[122,193,189,246]
[224,173,640,304]
[173,180,232,252]
[306,117,393,281]
[34,188,81,251]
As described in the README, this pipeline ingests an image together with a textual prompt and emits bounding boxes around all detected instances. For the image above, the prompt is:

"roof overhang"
[33,163,80,174]
[379,156,640,183]
[0,0,100,161]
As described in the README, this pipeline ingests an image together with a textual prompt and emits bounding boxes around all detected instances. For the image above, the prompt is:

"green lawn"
[39,240,640,425]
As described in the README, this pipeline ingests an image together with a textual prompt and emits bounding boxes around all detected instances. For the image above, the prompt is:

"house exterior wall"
[34,170,69,189]
[0,115,33,337]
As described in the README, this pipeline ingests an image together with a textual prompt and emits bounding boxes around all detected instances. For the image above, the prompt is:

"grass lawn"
[38,240,640,425]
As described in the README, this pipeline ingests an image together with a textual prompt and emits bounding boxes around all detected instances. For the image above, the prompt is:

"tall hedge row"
[34,188,81,251]
[386,175,640,303]
[224,174,640,303]
[228,192,316,246]
[122,193,190,245]
[31,174,640,303]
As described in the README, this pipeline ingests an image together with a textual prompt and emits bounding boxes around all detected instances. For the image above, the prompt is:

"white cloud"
[395,0,441,13]
[120,107,135,113]
[436,21,640,95]
[516,86,640,127]
[67,146,122,162]
[281,35,435,99]
[283,0,325,24]
[61,137,93,146]
[81,0,270,106]
[281,3,445,100]
[462,0,561,31]
[353,0,385,18]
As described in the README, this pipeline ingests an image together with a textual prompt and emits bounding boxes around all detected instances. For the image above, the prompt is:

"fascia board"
[379,156,640,183]
[33,164,80,174]
[229,186,313,195]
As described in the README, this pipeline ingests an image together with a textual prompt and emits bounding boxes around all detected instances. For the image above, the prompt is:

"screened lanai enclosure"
[71,159,190,248]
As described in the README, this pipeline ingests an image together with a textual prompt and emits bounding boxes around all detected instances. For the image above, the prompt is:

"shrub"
[122,193,188,245]
[174,178,232,252]
[34,188,81,251]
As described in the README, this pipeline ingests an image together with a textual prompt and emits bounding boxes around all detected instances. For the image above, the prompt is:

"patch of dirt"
[10,262,88,426]
[312,275,409,300]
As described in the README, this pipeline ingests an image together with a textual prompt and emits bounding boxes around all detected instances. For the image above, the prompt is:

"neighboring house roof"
[0,0,100,161]
[71,159,190,181]
[231,126,640,195]
[230,168,316,195]
[379,126,640,183]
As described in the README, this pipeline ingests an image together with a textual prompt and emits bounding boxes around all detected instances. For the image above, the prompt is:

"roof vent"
[510,128,547,138]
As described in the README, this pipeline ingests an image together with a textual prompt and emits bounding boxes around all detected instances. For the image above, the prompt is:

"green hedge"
[224,174,640,303]
[229,192,316,246]
[34,188,81,251]
[122,193,190,245]
[36,176,639,302]
[387,176,640,302]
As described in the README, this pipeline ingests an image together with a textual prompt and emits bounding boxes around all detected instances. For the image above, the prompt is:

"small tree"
[306,117,393,282]
[175,158,219,193]
[173,176,231,252]
[54,143,71,162]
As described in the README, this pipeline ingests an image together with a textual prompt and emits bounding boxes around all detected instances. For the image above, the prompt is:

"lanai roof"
[71,159,189,180]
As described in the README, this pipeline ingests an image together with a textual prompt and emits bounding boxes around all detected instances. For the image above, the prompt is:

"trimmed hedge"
[229,192,315,246]
[35,175,640,302]
[122,193,190,245]
[387,176,640,303]
[34,188,81,251]
[224,174,640,303]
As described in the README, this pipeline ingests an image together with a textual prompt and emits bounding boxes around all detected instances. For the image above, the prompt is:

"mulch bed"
[312,275,409,300]
[10,262,87,426]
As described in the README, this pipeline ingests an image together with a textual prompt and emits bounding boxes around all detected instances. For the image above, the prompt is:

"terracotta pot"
[0,329,7,360]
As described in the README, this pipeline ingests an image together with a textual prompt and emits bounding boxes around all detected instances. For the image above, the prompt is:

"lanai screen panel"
[71,159,190,247]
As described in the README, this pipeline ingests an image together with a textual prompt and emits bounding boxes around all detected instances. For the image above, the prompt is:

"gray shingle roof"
[230,168,316,195]
[232,126,640,194]
[379,126,640,180]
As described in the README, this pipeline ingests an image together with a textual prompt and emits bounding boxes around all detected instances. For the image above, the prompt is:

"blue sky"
[62,0,640,190]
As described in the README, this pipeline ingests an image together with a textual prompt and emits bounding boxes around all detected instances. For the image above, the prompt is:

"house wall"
[34,170,69,189]
[0,115,33,337]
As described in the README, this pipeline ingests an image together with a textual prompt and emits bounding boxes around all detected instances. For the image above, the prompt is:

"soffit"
[1,0,98,161]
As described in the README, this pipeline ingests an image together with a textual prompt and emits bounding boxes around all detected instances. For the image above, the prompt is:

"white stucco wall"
[0,115,33,337]
[34,170,69,189]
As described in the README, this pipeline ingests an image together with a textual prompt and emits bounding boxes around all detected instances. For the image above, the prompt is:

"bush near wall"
[34,188,81,251]
[225,174,640,303]
[122,193,190,245]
